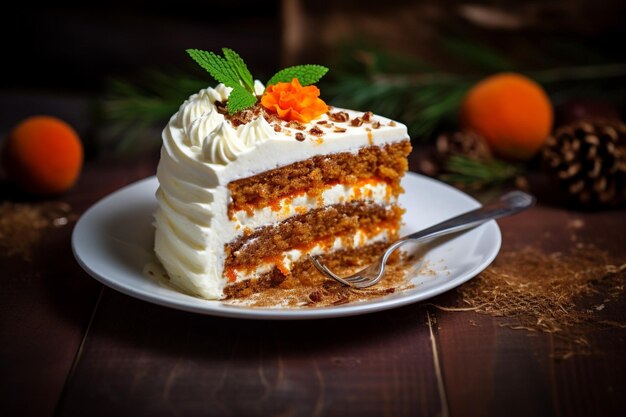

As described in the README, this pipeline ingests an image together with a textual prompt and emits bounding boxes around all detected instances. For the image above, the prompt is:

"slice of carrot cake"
[153,48,411,299]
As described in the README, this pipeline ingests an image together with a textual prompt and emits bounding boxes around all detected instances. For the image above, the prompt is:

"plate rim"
[72,172,501,320]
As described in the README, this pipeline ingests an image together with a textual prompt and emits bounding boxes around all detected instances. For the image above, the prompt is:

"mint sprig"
[186,48,329,115]
[186,48,257,114]
[266,65,329,88]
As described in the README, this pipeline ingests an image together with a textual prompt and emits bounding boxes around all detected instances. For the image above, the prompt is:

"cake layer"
[156,178,396,255]
[224,227,394,284]
[225,201,403,268]
[230,179,396,234]
[224,241,393,299]
[227,141,411,211]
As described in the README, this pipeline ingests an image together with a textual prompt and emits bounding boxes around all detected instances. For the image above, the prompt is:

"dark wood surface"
[1,96,625,417]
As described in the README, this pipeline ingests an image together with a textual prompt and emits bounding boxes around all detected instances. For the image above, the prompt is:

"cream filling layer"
[227,228,392,284]
[231,181,396,232]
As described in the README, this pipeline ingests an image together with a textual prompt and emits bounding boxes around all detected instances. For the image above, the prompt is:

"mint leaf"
[222,48,254,93]
[188,48,260,114]
[186,49,241,88]
[227,86,257,114]
[266,65,329,88]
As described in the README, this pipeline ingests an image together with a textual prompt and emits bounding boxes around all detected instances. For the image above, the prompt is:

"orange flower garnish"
[261,78,328,123]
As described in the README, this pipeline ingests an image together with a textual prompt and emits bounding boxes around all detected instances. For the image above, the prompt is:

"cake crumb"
[433,245,626,358]
[0,202,75,260]
[224,250,422,308]
[567,218,585,229]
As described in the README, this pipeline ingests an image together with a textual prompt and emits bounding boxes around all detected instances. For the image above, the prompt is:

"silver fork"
[308,190,536,288]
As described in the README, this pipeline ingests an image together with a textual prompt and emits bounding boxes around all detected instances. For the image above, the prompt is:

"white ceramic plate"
[72,172,501,320]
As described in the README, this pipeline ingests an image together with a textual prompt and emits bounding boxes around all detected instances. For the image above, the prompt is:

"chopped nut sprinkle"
[228,108,258,126]
[214,100,228,115]
[295,132,305,141]
[362,111,373,122]
[309,126,324,136]
[286,120,306,130]
[372,121,381,129]
[329,111,349,123]
[389,121,397,127]
[263,111,281,124]
[273,125,282,132]
[350,118,364,127]
[333,127,347,133]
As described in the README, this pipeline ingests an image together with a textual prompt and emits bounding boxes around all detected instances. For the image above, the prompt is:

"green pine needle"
[441,155,520,188]
[442,37,515,72]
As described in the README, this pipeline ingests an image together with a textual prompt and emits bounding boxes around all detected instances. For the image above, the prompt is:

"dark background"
[1,2,282,93]
[1,0,626,154]
[4,0,626,94]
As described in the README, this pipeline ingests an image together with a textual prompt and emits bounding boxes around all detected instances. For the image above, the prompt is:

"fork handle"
[398,191,535,246]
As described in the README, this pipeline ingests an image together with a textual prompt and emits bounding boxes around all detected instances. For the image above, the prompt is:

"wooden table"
[1,96,625,417]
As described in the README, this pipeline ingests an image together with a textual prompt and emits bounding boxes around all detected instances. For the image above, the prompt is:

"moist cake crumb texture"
[228,141,410,211]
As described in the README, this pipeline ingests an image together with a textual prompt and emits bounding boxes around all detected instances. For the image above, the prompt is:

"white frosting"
[201,121,246,164]
[154,82,409,299]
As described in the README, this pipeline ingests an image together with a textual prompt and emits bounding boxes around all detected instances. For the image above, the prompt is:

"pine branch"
[99,72,207,152]
[440,155,521,188]
[99,38,626,153]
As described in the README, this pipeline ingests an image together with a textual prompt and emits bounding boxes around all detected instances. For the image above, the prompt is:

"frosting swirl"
[237,115,274,148]
[171,82,273,164]
[202,121,248,164]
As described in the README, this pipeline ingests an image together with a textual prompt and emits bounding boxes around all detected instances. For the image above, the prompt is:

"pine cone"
[417,130,492,178]
[436,130,492,161]
[543,119,626,208]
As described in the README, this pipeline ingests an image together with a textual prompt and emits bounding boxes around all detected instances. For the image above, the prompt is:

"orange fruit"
[461,73,553,160]
[2,116,83,195]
